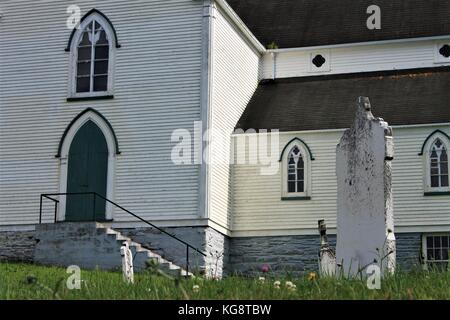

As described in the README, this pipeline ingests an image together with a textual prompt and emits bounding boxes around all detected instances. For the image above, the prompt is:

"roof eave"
[266,34,450,53]
[214,0,266,54]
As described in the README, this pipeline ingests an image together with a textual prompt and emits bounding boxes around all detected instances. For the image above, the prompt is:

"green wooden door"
[66,120,108,221]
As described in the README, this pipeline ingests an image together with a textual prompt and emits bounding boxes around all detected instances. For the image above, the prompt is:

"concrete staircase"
[34,222,192,277]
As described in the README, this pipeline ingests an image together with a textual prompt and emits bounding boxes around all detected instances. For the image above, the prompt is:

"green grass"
[0,262,449,300]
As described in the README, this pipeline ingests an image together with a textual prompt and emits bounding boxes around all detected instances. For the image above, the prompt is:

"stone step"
[34,222,194,277]
[105,226,193,277]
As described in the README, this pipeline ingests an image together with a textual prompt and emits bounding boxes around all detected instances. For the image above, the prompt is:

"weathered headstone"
[336,97,395,277]
[318,220,336,276]
[120,242,134,284]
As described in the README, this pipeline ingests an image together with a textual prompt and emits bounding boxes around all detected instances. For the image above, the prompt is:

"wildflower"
[308,272,317,281]
[192,284,200,293]
[285,281,297,291]
[261,264,270,273]
[285,281,294,287]
[258,277,265,283]
[273,280,281,289]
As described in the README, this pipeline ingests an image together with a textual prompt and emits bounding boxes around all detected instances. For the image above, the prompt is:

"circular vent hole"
[439,44,450,58]
[312,54,326,68]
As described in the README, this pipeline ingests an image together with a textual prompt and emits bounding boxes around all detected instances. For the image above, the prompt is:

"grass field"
[0,263,449,300]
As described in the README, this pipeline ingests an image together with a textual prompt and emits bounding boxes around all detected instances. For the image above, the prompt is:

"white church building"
[0,0,449,276]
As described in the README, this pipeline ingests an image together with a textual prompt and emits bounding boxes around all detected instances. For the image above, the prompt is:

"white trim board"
[199,0,215,220]
[267,35,450,53]
[0,225,36,232]
[214,0,265,54]
[2,223,450,238]
[0,219,232,237]
[262,37,450,79]
[231,225,450,238]
[232,123,450,137]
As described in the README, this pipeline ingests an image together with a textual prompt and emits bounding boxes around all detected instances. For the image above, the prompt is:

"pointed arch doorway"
[66,120,108,221]
[57,108,120,222]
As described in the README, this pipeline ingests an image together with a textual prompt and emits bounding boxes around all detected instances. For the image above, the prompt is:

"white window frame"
[423,132,450,193]
[421,233,450,270]
[281,140,312,199]
[68,12,116,99]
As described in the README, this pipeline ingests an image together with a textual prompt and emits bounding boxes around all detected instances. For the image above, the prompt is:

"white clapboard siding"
[208,5,261,230]
[0,0,204,225]
[231,125,450,236]
[262,38,450,79]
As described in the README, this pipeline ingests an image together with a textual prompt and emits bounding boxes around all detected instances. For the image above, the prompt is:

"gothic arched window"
[287,146,305,193]
[280,138,314,199]
[420,130,450,193]
[67,10,119,99]
[429,138,449,188]
[76,20,110,93]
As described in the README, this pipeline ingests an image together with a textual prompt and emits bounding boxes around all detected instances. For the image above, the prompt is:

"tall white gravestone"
[336,97,396,277]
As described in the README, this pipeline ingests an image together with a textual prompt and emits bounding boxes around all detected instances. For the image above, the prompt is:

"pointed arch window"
[429,139,449,188]
[76,20,110,93]
[287,146,305,193]
[280,138,314,199]
[67,10,119,99]
[421,130,450,194]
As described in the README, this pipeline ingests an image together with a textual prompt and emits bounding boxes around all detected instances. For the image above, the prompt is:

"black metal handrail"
[39,192,206,275]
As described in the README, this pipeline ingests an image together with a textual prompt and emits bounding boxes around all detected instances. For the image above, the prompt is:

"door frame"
[58,110,117,221]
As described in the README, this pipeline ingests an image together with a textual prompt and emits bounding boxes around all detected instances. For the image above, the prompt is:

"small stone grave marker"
[120,242,134,284]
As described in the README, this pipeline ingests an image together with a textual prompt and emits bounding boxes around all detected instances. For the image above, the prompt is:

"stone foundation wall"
[396,233,423,271]
[34,223,125,270]
[229,232,423,276]
[0,226,424,276]
[229,234,335,276]
[204,227,230,277]
[0,230,36,262]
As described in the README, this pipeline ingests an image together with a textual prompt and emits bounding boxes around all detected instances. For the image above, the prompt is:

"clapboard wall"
[208,3,261,231]
[0,0,204,225]
[231,125,450,236]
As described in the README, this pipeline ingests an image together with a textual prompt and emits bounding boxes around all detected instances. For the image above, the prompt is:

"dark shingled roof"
[235,67,450,132]
[227,0,450,48]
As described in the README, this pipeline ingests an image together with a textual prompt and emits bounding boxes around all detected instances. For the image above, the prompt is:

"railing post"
[92,193,96,221]
[186,245,189,276]
[39,195,43,224]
